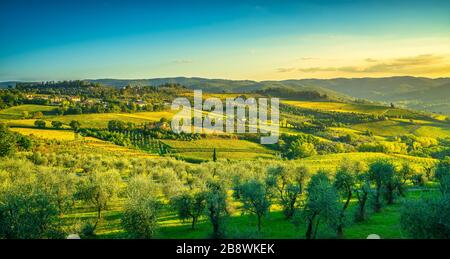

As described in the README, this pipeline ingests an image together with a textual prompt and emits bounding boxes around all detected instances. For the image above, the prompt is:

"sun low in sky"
[0,0,449,81]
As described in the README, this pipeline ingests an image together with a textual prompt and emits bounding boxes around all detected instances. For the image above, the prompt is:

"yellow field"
[392,118,433,125]
[9,127,78,140]
[413,124,450,138]
[432,114,448,121]
[47,111,175,128]
[9,127,159,158]
[283,100,390,115]
[162,138,270,150]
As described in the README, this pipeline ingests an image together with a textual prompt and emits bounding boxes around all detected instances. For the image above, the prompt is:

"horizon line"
[2,75,450,84]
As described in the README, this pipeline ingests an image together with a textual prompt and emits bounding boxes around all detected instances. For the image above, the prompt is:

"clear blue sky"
[1,0,449,81]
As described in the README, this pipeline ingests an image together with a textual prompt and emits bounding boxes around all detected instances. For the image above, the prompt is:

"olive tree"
[354,171,371,222]
[122,175,160,239]
[37,169,78,215]
[301,171,340,239]
[238,179,271,231]
[333,166,356,238]
[397,163,415,196]
[266,165,309,219]
[77,169,121,229]
[205,180,229,238]
[172,191,207,229]
[0,169,63,239]
[288,140,317,159]
[368,160,396,212]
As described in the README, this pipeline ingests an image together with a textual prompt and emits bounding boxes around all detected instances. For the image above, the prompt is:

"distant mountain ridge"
[1,76,449,114]
[86,76,450,113]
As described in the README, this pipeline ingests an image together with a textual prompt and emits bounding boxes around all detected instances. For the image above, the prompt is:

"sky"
[0,0,449,81]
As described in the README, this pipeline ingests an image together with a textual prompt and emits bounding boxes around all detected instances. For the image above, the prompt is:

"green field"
[0,105,175,129]
[174,151,275,161]
[351,119,450,138]
[283,100,390,115]
[0,104,57,120]
[413,124,450,138]
[84,138,161,158]
[162,138,276,161]
[162,138,269,150]
[351,120,414,136]
[297,152,436,171]
[47,111,175,128]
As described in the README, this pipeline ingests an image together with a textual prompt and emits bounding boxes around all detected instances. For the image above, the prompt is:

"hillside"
[86,76,450,113]
[2,76,450,114]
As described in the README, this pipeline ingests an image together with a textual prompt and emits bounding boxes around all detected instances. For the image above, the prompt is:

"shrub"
[435,157,450,195]
[69,120,81,132]
[51,121,63,129]
[80,222,96,238]
[0,125,16,157]
[400,197,450,239]
[34,120,46,128]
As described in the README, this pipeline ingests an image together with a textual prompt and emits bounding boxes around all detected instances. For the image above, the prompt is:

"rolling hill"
[86,76,450,113]
[2,76,450,113]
